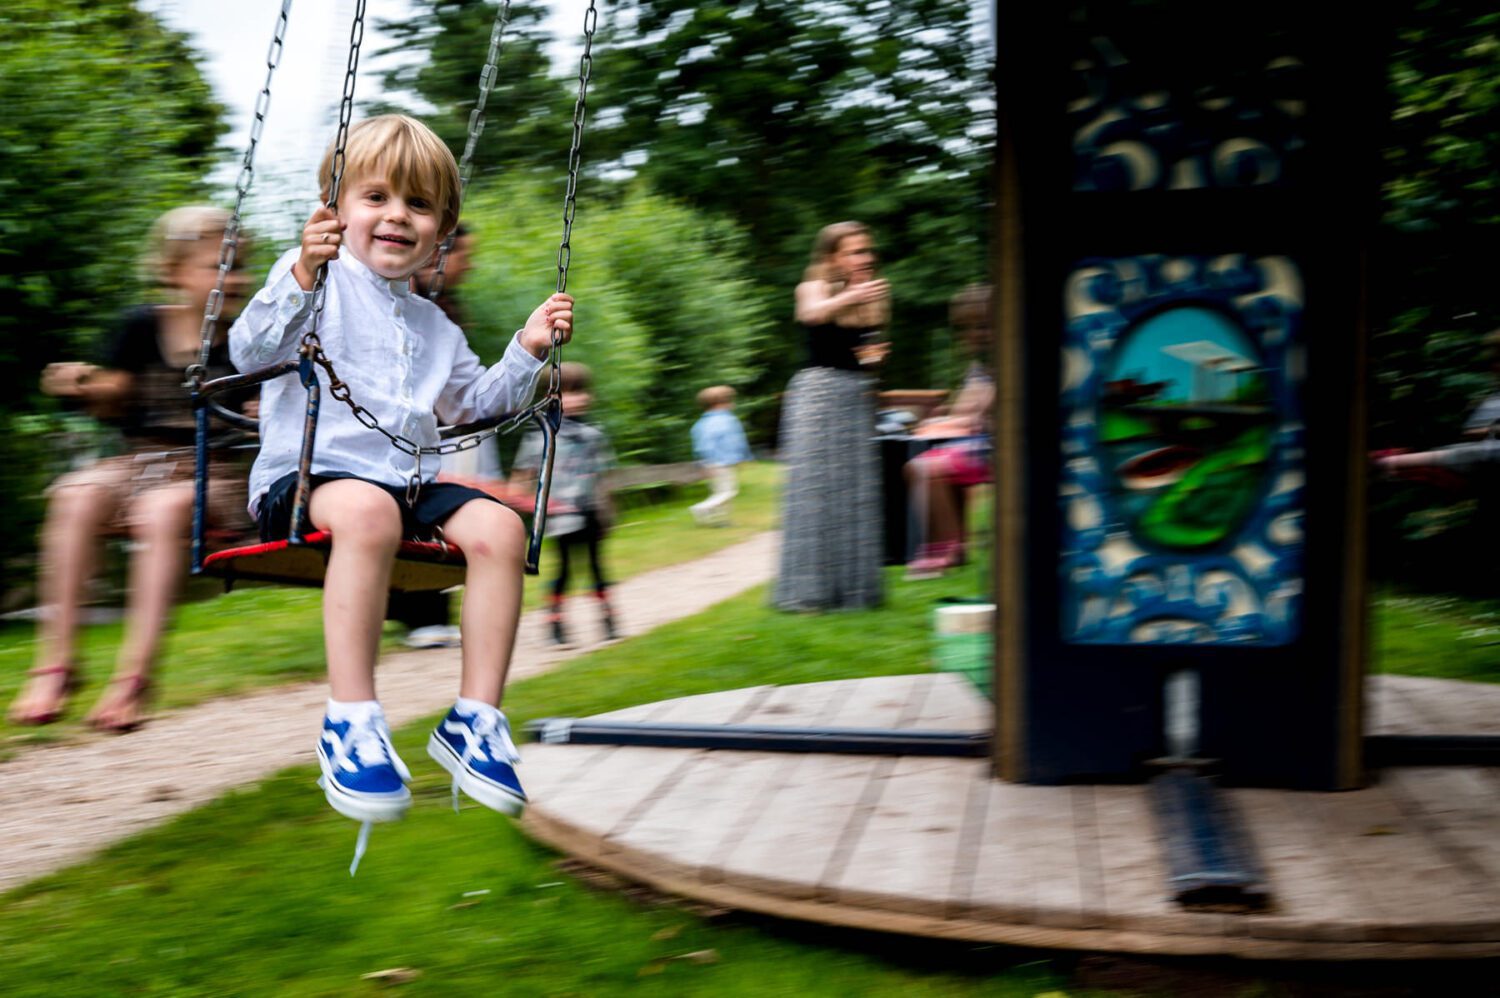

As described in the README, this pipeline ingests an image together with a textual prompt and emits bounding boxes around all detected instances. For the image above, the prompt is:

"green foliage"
[590,0,993,390]
[0,0,223,388]
[454,182,772,463]
[1385,4,1500,231]
[0,0,224,576]
[374,0,577,178]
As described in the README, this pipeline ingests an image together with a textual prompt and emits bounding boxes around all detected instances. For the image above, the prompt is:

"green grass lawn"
[0,564,1074,998]
[1371,587,1500,684]
[0,463,782,751]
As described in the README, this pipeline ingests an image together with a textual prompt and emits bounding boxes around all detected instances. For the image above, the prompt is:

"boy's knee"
[454,501,524,561]
[320,486,402,548]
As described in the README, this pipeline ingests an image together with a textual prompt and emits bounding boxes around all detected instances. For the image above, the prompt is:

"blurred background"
[0,0,994,611]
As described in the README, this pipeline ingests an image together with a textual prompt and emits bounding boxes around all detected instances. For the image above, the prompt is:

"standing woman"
[774,221,890,611]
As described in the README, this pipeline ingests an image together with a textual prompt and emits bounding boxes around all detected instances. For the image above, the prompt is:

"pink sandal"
[906,542,962,581]
[86,673,154,733]
[9,663,79,726]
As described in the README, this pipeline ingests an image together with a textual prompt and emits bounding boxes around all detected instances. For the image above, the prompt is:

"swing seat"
[198,493,572,592]
[202,531,468,592]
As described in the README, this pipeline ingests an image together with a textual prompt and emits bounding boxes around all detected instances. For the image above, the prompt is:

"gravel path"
[0,532,778,894]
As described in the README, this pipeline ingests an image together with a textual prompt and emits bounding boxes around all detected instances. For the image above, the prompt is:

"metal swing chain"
[300,0,597,505]
[186,0,293,390]
[548,0,597,400]
[425,0,514,303]
[300,0,366,361]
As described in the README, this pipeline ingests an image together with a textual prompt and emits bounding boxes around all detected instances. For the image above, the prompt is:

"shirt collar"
[339,251,413,299]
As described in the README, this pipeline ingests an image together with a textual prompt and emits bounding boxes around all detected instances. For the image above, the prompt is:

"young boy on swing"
[231,114,572,827]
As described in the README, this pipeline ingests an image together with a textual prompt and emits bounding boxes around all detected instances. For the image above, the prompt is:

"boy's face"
[338,173,443,280]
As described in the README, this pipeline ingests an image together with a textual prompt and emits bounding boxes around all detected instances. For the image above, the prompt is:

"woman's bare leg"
[9,484,115,723]
[87,483,194,729]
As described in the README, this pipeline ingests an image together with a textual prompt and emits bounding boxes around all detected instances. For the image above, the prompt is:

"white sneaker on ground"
[405,625,462,649]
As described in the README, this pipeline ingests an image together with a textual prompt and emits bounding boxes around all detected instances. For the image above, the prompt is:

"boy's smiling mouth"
[375,233,415,246]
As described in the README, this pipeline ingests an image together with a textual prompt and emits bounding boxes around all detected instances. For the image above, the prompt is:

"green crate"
[932,599,993,698]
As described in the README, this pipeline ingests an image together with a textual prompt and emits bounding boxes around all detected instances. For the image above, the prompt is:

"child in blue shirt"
[690,385,753,526]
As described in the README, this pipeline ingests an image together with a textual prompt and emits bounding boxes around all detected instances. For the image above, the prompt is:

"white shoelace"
[332,713,410,877]
[451,710,521,813]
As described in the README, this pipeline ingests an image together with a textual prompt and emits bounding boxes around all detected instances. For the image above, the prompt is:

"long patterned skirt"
[773,367,883,610]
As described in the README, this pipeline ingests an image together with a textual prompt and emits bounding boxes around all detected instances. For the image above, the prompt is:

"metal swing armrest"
[190,360,301,576]
[523,397,563,575]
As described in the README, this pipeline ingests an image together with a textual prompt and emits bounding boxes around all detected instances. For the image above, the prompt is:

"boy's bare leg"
[309,480,403,702]
[87,483,194,728]
[441,499,526,705]
[9,484,114,722]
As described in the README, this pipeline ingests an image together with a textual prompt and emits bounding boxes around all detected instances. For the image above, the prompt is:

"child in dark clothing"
[512,362,617,645]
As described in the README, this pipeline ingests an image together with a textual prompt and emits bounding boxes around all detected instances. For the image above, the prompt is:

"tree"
[588,0,994,388]
[374,0,578,179]
[454,181,773,464]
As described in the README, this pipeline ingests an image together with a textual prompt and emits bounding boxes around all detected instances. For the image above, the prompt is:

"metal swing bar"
[190,0,598,586]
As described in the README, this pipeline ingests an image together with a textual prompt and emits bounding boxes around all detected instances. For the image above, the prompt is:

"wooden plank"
[909,671,991,730]
[826,674,989,916]
[603,679,855,876]
[1232,789,1381,943]
[827,678,988,916]
[1383,767,1500,891]
[713,675,925,900]
[524,694,712,802]
[1304,782,1500,942]
[1088,784,1236,938]
[526,685,773,839]
[960,778,1089,928]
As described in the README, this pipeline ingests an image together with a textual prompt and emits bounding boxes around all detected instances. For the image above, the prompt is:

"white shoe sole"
[317,755,411,824]
[427,733,526,816]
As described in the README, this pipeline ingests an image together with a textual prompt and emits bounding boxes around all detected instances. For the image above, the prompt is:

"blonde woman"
[9,206,254,730]
[773,221,890,611]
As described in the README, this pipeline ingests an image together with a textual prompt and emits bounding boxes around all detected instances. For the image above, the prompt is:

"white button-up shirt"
[230,247,545,514]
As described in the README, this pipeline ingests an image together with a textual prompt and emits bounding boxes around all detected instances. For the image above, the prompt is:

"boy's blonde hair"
[318,114,462,236]
[697,385,736,410]
[142,205,233,285]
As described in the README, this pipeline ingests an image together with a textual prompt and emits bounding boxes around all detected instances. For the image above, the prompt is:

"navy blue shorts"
[256,471,502,543]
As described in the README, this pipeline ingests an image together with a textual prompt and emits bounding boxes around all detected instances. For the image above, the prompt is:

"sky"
[137,0,582,233]
[1107,307,1257,401]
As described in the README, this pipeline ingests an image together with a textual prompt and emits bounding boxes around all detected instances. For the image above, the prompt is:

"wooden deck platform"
[520,673,1500,960]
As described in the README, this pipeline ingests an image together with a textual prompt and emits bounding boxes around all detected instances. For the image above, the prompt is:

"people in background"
[904,283,994,580]
[690,384,753,526]
[9,205,254,731]
[513,362,618,645]
[773,221,890,611]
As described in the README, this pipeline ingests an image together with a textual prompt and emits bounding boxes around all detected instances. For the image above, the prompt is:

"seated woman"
[9,206,254,731]
[904,284,993,580]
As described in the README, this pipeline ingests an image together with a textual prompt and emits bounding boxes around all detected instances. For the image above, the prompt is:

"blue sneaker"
[316,710,412,824]
[427,704,526,815]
